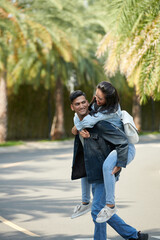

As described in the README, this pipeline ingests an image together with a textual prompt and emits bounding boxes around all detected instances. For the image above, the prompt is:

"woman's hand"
[79,129,90,138]
[112,166,121,175]
[71,126,78,135]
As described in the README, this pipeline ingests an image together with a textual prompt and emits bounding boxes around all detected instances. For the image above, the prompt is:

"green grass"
[38,137,74,142]
[0,132,159,147]
[139,131,160,135]
[0,141,24,147]
[0,138,74,147]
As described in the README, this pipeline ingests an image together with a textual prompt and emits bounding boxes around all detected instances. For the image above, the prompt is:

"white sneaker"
[96,205,117,223]
[71,202,91,219]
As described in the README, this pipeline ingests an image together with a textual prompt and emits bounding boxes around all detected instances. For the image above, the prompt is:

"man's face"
[71,95,89,119]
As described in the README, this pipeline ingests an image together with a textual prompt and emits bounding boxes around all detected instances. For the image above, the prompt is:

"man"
[70,90,148,240]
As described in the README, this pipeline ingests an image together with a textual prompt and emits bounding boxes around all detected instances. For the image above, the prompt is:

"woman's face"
[95,88,106,106]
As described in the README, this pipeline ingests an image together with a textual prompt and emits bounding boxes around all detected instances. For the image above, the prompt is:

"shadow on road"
[0,228,159,240]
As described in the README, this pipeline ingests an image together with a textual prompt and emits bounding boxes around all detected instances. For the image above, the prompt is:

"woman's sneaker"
[96,205,117,223]
[71,202,91,219]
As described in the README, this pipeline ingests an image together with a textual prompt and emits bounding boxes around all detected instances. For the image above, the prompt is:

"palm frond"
[97,0,160,101]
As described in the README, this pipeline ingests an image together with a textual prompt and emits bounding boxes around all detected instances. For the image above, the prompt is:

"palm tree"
[19,0,108,139]
[18,0,78,139]
[0,72,7,142]
[0,0,23,142]
[96,0,160,130]
[0,0,52,142]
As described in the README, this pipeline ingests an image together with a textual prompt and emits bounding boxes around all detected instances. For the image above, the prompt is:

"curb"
[139,134,160,143]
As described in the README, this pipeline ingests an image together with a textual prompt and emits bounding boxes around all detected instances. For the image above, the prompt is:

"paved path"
[0,135,160,239]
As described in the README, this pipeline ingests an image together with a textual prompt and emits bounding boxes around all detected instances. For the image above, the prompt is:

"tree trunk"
[151,98,155,131]
[0,72,7,143]
[132,86,141,131]
[50,77,65,140]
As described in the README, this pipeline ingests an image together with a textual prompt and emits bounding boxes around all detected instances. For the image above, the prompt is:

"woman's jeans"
[81,176,91,203]
[103,143,136,205]
[91,182,138,240]
[81,144,135,204]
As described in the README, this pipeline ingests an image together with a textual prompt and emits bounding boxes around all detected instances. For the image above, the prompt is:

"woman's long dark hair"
[89,81,119,114]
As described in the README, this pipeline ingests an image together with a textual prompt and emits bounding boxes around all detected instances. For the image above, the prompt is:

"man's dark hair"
[70,90,86,103]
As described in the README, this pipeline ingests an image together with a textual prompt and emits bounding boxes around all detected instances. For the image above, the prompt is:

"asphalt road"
[0,135,160,240]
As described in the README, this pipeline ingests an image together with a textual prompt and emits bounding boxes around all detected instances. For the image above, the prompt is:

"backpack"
[121,110,139,144]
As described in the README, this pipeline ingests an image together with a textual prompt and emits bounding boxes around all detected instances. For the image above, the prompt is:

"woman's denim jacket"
[71,120,128,184]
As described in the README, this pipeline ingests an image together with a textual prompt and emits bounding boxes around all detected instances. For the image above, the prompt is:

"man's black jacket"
[71,120,128,184]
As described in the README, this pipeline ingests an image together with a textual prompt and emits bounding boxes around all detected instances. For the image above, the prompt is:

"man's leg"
[108,214,138,239]
[91,183,147,240]
[108,214,148,240]
[91,183,107,240]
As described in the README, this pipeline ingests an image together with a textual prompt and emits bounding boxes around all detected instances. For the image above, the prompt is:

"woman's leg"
[81,177,91,203]
[104,144,136,205]
[71,177,91,219]
[96,151,117,222]
[96,145,136,223]
[127,144,136,165]
[103,150,117,205]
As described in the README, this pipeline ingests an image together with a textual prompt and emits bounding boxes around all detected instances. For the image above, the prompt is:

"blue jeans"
[81,144,135,204]
[91,182,138,240]
[81,177,91,203]
[103,144,136,205]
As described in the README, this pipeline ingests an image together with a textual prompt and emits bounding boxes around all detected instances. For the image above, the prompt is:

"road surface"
[0,135,160,239]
